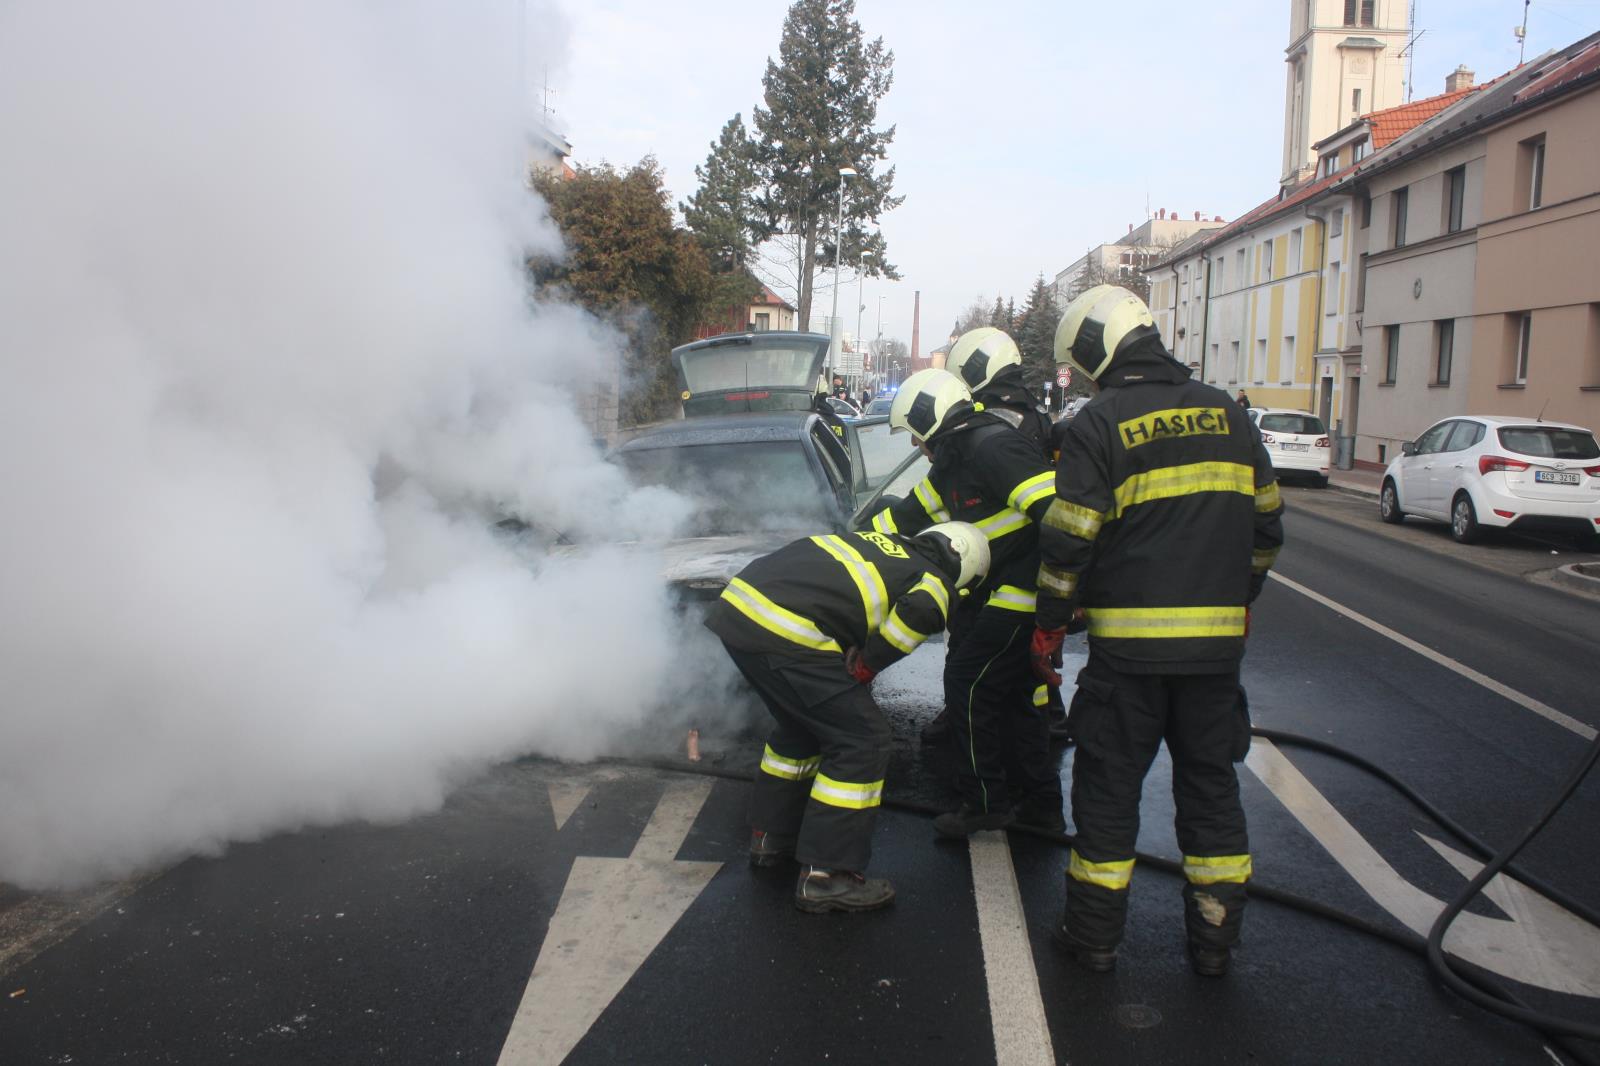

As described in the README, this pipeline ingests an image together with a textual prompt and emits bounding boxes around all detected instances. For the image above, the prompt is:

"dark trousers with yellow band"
[724,646,891,874]
[945,605,1063,822]
[1063,654,1252,950]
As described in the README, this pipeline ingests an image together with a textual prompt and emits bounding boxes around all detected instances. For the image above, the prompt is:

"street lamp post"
[875,294,887,392]
[829,167,857,381]
[856,249,872,396]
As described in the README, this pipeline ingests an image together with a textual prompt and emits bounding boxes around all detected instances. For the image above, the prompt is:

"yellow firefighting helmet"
[889,368,973,440]
[1054,284,1159,381]
[919,521,990,590]
[946,328,1022,392]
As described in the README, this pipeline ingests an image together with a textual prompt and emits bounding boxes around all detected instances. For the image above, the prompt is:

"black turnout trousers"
[725,645,892,874]
[1064,653,1252,950]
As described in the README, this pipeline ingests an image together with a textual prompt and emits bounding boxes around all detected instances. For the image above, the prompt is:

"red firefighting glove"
[845,647,878,685]
[1030,627,1067,686]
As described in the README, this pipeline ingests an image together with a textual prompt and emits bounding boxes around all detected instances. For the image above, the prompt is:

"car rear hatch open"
[1492,425,1600,502]
[673,332,831,417]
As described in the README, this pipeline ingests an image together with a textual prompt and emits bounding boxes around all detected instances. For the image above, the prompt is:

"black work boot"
[747,829,797,868]
[1012,802,1067,835]
[1187,940,1232,977]
[1052,923,1118,973]
[793,866,895,913]
[933,804,1015,838]
[921,708,951,743]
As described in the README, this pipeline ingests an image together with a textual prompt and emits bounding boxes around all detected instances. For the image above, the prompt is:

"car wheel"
[1379,480,1404,524]
[1450,493,1481,544]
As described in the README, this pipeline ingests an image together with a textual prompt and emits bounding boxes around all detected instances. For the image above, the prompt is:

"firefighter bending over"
[1033,285,1284,977]
[704,522,990,913]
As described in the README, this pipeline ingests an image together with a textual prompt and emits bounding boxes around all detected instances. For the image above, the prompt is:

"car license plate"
[1535,470,1579,485]
[1280,442,1309,452]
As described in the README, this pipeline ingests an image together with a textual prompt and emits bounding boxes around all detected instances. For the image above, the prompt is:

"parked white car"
[1250,408,1331,487]
[1379,415,1600,547]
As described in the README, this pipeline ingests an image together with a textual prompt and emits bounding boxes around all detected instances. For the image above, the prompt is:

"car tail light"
[1584,464,1600,478]
[1493,509,1516,519]
[1315,437,1329,448]
[1478,455,1530,475]
[1260,432,1276,444]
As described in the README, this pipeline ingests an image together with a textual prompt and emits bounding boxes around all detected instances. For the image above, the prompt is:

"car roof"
[1455,414,1594,432]
[617,412,816,451]
[1251,407,1318,416]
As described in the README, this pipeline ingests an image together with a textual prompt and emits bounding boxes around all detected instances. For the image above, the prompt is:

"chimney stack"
[1158,208,1166,220]
[1445,65,1475,93]
[1128,223,1133,233]
[1194,210,1202,221]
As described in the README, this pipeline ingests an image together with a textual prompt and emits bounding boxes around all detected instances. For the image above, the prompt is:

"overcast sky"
[542,0,1596,354]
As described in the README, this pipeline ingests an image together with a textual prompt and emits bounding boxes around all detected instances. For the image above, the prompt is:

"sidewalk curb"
[1552,562,1600,594]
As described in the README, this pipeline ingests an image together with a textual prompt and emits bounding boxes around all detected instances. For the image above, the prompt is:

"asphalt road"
[3,485,1599,1065]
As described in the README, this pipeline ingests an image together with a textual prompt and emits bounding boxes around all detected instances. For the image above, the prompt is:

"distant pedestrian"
[1236,390,1251,408]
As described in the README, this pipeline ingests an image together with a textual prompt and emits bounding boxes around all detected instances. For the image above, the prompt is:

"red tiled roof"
[755,284,795,310]
[1367,87,1477,148]
[1514,42,1600,102]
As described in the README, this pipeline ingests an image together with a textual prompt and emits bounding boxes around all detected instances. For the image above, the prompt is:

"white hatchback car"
[1250,408,1331,487]
[1379,415,1600,546]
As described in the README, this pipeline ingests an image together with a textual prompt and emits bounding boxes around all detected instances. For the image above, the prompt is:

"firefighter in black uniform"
[1031,285,1285,976]
[944,327,1072,747]
[865,369,1064,836]
[705,521,991,913]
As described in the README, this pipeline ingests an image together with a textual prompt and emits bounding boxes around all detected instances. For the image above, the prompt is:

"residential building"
[1051,209,1224,306]
[693,284,798,340]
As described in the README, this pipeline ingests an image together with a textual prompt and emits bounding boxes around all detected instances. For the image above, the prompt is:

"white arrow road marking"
[968,831,1056,1066]
[496,777,722,1066]
[1248,738,1600,997]
[546,782,590,831]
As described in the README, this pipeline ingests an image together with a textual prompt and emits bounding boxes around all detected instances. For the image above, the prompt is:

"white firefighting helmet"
[889,368,973,440]
[1054,284,1159,382]
[946,328,1022,392]
[919,521,990,590]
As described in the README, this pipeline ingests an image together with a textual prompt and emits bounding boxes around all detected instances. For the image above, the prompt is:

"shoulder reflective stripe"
[1043,498,1105,541]
[974,508,1029,541]
[871,508,899,534]
[1037,564,1079,597]
[760,744,821,781]
[1068,850,1135,890]
[1255,481,1282,513]
[878,609,927,654]
[1083,605,1247,639]
[985,585,1037,613]
[1252,546,1280,573]
[1112,461,1254,518]
[910,574,951,619]
[812,535,889,628]
[913,479,952,523]
[811,773,884,810]
[720,579,843,653]
[1008,471,1056,512]
[1183,853,1253,885]
[1032,685,1048,708]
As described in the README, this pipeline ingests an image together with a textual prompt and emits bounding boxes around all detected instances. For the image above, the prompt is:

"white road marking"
[546,781,589,831]
[1268,570,1595,741]
[1247,739,1600,997]
[0,875,156,979]
[496,777,721,1066]
[968,831,1056,1066]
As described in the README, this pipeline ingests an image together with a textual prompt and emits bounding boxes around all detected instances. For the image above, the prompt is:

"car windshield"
[1497,426,1600,460]
[866,398,893,414]
[1259,413,1325,435]
[618,440,833,536]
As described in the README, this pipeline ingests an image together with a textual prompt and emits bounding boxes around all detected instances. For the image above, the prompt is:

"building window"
[1445,166,1466,233]
[1358,193,1372,228]
[1283,335,1296,383]
[1289,228,1303,272]
[1326,261,1342,314]
[1353,140,1369,163]
[1392,187,1409,247]
[1331,208,1344,238]
[1519,136,1547,210]
[1236,248,1246,286]
[1230,340,1241,382]
[1211,343,1220,379]
[1384,325,1400,383]
[1215,257,1225,292]
[1434,319,1454,384]
[1255,338,1267,383]
[1512,313,1532,384]
[754,312,770,331]
[1352,87,1363,116]
[1343,0,1375,26]
[1355,253,1369,311]
[1588,304,1600,386]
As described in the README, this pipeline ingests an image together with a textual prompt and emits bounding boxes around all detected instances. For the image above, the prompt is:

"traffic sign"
[1056,367,1072,389]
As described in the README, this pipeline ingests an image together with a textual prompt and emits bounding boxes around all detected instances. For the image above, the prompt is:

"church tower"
[1282,0,1409,187]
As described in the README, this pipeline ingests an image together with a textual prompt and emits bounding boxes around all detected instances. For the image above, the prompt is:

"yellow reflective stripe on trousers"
[910,574,951,620]
[913,479,951,523]
[1252,546,1280,573]
[1112,461,1254,518]
[811,773,884,810]
[1043,498,1105,541]
[759,744,821,781]
[811,535,889,629]
[1068,850,1135,890]
[1255,481,1282,513]
[1032,685,1048,708]
[721,578,843,653]
[1183,853,1253,884]
[975,508,1029,541]
[985,584,1037,613]
[878,608,928,655]
[1037,563,1079,598]
[1083,605,1247,639]
[1008,471,1055,512]
[871,508,898,534]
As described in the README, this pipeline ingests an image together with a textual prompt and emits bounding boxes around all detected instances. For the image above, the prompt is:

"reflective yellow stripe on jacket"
[1183,853,1253,884]
[985,584,1037,614]
[974,508,1030,541]
[871,508,898,534]
[910,574,951,619]
[1032,685,1049,708]
[811,535,889,630]
[878,608,927,655]
[1252,546,1280,573]
[1038,563,1079,598]
[1068,850,1135,890]
[1043,498,1105,541]
[1008,471,1056,513]
[1083,605,1247,639]
[811,773,884,810]
[720,578,843,653]
[1112,461,1254,518]
[913,479,951,523]
[759,745,821,782]
[1255,481,1282,513]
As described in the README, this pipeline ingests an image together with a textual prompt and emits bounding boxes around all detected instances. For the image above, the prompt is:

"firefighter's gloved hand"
[1065,606,1087,636]
[1030,627,1067,686]
[845,647,878,685]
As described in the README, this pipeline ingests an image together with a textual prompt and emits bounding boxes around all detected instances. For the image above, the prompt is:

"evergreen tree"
[1016,274,1061,391]
[749,0,902,329]
[681,114,763,315]
[988,295,1008,332]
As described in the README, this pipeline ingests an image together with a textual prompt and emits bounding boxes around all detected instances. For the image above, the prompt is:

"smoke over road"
[0,1,707,888]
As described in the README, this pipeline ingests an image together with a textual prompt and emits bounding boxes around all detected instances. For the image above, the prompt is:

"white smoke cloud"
[0,0,707,889]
